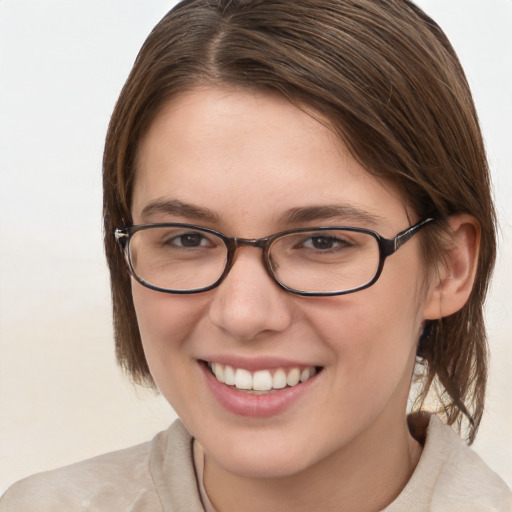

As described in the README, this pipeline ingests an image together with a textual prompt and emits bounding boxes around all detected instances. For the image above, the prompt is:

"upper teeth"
[208,363,317,391]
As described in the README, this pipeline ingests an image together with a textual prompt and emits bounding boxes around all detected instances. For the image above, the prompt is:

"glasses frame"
[114,217,434,296]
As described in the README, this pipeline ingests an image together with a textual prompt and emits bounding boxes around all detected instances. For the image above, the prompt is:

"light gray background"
[1,0,511,493]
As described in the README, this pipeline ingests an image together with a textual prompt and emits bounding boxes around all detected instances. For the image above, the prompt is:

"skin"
[130,86,477,512]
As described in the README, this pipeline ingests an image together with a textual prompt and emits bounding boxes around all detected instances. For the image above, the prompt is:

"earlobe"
[423,215,480,320]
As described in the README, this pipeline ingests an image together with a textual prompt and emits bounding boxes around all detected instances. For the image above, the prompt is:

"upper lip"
[198,355,322,372]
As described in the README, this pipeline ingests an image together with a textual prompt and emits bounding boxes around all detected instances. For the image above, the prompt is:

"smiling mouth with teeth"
[207,362,320,394]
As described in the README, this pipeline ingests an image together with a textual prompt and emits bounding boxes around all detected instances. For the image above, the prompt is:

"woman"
[2,0,510,510]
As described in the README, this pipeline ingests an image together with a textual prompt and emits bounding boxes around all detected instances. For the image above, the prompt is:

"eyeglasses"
[114,218,433,296]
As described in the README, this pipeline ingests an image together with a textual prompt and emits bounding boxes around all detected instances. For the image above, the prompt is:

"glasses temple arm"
[393,217,434,252]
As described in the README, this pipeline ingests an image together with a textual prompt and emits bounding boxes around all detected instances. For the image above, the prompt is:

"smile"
[207,362,319,393]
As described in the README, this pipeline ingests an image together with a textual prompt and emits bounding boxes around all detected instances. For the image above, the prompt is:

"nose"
[208,246,294,341]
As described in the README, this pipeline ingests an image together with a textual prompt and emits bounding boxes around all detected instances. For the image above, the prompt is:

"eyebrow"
[140,198,383,228]
[140,199,218,222]
[278,205,384,227]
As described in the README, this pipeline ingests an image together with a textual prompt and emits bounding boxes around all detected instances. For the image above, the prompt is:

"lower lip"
[200,362,319,418]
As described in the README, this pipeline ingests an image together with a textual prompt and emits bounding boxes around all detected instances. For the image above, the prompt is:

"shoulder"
[0,440,157,511]
[428,416,511,511]
[387,414,511,512]
[0,420,200,512]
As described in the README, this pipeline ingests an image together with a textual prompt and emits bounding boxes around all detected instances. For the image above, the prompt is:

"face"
[131,86,433,479]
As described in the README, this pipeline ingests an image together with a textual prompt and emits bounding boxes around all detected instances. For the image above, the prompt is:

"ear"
[423,214,480,320]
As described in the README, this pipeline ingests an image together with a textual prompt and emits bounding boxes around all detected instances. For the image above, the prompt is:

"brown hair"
[103,0,496,443]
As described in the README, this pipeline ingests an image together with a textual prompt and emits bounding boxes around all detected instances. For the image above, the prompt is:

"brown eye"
[173,233,206,247]
[300,235,352,251]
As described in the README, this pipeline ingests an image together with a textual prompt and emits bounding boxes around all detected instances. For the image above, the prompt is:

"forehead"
[132,86,408,234]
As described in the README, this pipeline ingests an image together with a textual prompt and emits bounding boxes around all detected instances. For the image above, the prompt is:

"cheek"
[308,277,424,344]
[132,281,204,346]
[130,282,211,395]
[305,264,427,386]
[130,282,211,417]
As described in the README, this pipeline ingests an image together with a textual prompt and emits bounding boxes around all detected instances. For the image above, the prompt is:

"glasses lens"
[269,229,380,294]
[128,226,227,291]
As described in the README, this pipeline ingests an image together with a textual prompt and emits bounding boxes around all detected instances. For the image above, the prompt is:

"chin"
[197,424,325,480]
[213,447,315,480]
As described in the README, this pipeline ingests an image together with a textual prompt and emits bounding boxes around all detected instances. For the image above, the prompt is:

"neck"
[203,415,423,512]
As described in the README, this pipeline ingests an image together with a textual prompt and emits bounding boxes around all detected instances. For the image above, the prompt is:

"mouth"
[205,361,322,395]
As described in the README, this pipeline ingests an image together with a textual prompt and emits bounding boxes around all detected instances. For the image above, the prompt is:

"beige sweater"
[1,416,510,511]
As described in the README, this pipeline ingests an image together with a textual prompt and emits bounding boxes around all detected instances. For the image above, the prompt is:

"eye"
[166,232,212,248]
[300,234,352,251]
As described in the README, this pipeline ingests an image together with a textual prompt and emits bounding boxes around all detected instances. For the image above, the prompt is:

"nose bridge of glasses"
[222,236,275,283]
[228,236,272,267]
[233,237,269,250]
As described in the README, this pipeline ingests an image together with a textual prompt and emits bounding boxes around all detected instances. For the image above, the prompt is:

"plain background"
[1,0,511,494]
